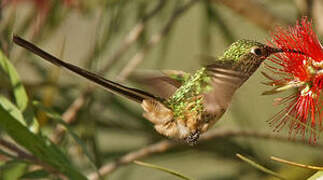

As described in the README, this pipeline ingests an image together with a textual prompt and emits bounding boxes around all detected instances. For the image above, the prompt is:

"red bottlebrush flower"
[263,17,323,143]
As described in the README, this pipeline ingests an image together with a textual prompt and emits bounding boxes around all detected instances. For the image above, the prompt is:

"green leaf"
[0,95,39,133]
[32,101,98,169]
[21,169,49,179]
[0,95,25,125]
[0,101,86,179]
[22,106,40,134]
[0,160,27,180]
[0,51,39,133]
[134,160,193,180]
[236,153,286,180]
[0,51,28,111]
[308,171,323,180]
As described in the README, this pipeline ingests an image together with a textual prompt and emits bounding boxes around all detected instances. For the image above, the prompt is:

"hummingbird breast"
[141,97,221,140]
[140,67,228,141]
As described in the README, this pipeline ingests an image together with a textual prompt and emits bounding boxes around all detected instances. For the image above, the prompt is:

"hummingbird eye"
[251,47,263,56]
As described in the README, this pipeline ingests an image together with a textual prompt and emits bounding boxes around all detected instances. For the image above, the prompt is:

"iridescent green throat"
[165,67,211,118]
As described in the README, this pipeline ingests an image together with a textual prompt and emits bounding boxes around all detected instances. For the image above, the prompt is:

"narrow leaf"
[0,51,39,133]
[134,160,193,180]
[32,101,98,169]
[0,101,86,179]
[236,153,286,180]
[0,51,28,111]
[0,95,39,133]
[0,95,25,125]
[0,160,27,180]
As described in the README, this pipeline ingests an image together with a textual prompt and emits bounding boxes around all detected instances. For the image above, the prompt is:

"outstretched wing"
[204,60,249,113]
[130,70,190,99]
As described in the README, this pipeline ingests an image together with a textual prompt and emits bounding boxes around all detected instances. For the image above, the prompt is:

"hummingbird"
[13,35,285,144]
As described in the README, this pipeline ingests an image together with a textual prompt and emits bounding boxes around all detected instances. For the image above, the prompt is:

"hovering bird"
[13,35,286,144]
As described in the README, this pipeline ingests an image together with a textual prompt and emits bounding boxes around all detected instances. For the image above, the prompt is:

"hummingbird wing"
[204,60,249,113]
[13,35,157,103]
[130,70,189,99]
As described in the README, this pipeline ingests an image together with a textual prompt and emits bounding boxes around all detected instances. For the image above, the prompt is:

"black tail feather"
[13,35,157,103]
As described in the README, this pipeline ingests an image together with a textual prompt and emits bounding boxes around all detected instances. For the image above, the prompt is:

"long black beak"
[268,47,284,54]
[267,47,304,55]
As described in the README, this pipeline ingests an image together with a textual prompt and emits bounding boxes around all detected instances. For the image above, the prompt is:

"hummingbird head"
[220,39,283,62]
[218,39,286,76]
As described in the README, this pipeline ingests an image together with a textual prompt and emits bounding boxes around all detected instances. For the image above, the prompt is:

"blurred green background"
[0,0,323,179]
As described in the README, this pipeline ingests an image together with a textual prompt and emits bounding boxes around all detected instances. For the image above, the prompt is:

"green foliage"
[32,101,98,171]
[0,161,27,180]
[0,51,86,179]
[0,51,28,111]
[0,51,39,133]
[0,96,86,179]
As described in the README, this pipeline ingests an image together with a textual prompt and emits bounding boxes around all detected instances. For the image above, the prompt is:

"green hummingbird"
[13,35,285,144]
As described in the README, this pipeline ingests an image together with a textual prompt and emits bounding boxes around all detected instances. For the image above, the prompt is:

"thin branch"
[50,88,91,144]
[0,138,38,163]
[100,0,167,73]
[271,156,323,170]
[0,138,62,176]
[87,140,175,180]
[87,129,323,180]
[312,0,323,35]
[117,0,201,81]
[294,0,314,17]
[213,0,288,30]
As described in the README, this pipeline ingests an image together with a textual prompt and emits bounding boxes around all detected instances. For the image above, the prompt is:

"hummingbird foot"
[184,130,200,145]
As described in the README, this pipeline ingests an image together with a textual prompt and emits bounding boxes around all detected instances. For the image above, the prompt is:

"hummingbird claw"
[185,130,200,145]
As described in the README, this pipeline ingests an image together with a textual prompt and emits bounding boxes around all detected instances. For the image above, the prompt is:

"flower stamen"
[264,17,323,143]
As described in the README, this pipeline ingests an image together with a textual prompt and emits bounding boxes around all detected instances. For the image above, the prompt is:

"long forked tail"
[13,35,157,103]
